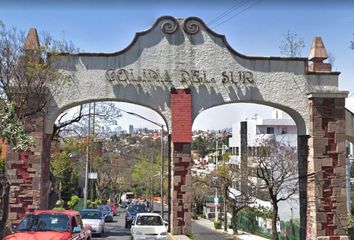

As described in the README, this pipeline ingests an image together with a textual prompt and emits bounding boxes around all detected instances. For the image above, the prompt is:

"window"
[236,147,239,156]
[266,127,274,134]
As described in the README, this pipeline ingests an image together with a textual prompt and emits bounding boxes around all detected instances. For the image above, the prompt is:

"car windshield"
[128,204,146,213]
[98,206,110,211]
[136,216,163,226]
[17,214,69,232]
[80,211,101,220]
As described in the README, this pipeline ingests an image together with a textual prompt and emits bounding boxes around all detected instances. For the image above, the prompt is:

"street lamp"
[118,108,165,218]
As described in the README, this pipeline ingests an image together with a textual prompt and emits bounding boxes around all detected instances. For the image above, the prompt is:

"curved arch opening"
[48,101,169,220]
[192,103,301,238]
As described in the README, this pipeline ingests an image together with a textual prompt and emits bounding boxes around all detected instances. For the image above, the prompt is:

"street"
[92,206,235,240]
[92,208,131,240]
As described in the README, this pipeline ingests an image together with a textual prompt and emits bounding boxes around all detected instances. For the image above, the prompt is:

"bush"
[53,199,65,210]
[214,220,222,229]
[67,195,80,210]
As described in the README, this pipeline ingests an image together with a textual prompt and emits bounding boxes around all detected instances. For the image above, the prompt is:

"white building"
[228,109,299,221]
[229,109,297,159]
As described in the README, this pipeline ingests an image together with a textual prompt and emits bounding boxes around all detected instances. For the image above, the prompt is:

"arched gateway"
[6,16,352,239]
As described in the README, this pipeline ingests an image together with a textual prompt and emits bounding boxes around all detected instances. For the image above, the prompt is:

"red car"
[4,210,92,240]
[106,203,118,216]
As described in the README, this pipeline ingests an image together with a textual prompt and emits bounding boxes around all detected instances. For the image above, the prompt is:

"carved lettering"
[180,70,190,82]
[221,71,229,83]
[105,68,255,86]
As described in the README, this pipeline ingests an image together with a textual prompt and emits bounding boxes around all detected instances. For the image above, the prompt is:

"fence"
[236,212,300,240]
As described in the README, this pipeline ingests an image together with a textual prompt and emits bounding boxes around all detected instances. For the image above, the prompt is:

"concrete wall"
[44,16,342,136]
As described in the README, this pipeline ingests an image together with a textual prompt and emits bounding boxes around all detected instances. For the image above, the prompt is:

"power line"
[212,0,264,29]
[208,0,251,26]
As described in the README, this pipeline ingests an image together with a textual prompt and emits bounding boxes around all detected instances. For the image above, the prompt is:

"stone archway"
[6,16,350,239]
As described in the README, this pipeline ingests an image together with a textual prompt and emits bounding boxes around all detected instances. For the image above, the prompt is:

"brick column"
[6,114,52,224]
[170,88,192,235]
[307,93,349,240]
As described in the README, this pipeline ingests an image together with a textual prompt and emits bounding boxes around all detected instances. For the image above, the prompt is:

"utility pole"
[90,102,96,200]
[215,141,219,221]
[160,125,164,218]
[222,145,227,232]
[83,103,91,209]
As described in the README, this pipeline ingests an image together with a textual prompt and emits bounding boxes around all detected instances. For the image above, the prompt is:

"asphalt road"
[92,209,131,240]
[91,203,234,240]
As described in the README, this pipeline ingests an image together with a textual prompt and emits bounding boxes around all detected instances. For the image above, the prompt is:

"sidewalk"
[193,218,269,240]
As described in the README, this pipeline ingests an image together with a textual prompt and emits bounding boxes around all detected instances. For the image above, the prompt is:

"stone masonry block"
[173,175,181,185]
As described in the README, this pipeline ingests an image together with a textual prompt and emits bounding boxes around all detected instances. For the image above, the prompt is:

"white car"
[131,213,168,240]
[80,209,105,237]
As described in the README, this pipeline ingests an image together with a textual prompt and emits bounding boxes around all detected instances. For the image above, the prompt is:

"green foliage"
[67,195,80,210]
[51,140,81,202]
[351,191,354,215]
[192,136,210,157]
[87,199,102,208]
[52,200,65,210]
[348,214,354,228]
[214,220,222,229]
[0,103,34,151]
[131,156,160,198]
[0,156,4,174]
[240,206,272,220]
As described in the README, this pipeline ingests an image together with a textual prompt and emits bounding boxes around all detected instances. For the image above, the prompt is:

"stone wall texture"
[6,112,51,224]
[308,96,349,240]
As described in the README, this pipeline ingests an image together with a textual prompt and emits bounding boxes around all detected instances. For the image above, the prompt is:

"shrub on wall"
[214,220,221,229]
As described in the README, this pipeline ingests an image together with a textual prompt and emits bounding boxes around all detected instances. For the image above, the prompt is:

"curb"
[168,233,190,240]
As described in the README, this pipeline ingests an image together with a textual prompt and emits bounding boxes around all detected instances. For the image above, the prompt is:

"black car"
[120,201,128,209]
[125,203,148,228]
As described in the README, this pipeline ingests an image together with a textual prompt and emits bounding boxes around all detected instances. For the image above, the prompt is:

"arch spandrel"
[46,16,341,135]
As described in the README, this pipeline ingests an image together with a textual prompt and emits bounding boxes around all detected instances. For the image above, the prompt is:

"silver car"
[80,209,105,237]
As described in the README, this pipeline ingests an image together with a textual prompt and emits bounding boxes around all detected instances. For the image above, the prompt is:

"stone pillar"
[6,116,52,224]
[6,27,52,223]
[307,92,349,240]
[170,88,192,235]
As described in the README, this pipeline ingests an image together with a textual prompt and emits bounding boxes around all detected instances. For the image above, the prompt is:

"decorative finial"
[308,36,331,72]
[24,28,40,51]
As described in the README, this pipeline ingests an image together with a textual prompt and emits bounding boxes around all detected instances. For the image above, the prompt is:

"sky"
[1,0,354,131]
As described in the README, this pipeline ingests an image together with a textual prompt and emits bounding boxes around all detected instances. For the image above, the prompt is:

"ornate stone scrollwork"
[183,17,200,35]
[161,17,178,34]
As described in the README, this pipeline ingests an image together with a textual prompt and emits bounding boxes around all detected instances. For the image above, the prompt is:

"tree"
[191,176,213,219]
[279,31,305,57]
[192,135,210,158]
[0,103,34,151]
[0,21,77,122]
[51,139,82,203]
[252,138,298,240]
[53,102,122,139]
[214,156,254,234]
[131,155,160,202]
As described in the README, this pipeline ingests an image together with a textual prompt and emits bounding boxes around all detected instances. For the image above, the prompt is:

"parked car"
[98,205,114,222]
[125,203,148,228]
[106,203,118,216]
[80,209,105,237]
[3,210,91,240]
[131,213,167,240]
[120,201,128,209]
